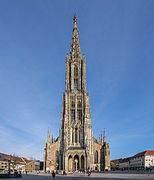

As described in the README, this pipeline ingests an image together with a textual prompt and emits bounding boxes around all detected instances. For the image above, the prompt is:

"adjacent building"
[23,160,41,173]
[0,153,43,173]
[0,160,8,172]
[44,14,110,172]
[112,150,154,170]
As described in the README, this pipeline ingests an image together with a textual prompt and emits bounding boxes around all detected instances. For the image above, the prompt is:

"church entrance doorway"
[74,155,79,171]
[68,155,73,171]
[81,155,84,170]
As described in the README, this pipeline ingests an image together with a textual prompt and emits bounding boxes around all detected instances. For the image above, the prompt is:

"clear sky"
[0,0,154,161]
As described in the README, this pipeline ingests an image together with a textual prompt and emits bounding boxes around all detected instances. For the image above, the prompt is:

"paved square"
[1,172,154,180]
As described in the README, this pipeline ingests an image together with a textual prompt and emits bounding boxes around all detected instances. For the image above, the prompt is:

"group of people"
[51,169,91,179]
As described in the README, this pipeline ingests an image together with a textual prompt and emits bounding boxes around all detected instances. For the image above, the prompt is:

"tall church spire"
[70,13,81,60]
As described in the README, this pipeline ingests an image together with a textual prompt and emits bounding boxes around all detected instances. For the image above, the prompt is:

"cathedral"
[44,14,110,172]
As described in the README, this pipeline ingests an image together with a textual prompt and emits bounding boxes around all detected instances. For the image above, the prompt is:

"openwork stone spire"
[70,13,81,60]
[44,14,111,172]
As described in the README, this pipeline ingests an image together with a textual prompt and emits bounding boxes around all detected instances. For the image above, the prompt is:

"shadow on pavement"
[21,174,128,180]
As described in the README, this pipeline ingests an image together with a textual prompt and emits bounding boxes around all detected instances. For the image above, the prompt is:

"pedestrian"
[87,169,91,176]
[52,170,55,179]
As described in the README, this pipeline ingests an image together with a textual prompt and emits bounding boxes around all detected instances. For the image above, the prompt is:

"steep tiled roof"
[0,153,31,164]
[145,150,154,155]
[134,150,154,157]
[0,153,12,160]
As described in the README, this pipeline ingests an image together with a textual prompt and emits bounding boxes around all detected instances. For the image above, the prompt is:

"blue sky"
[0,0,154,160]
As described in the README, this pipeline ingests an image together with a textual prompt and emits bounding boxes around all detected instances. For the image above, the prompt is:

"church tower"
[59,14,94,171]
[44,14,110,172]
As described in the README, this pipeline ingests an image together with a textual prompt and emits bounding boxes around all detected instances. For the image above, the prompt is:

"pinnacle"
[70,14,81,60]
[73,13,77,24]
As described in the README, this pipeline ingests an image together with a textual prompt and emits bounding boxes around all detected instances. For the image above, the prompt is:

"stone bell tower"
[44,14,110,172]
[59,14,94,171]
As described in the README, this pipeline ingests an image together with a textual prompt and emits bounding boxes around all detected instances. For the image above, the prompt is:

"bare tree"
[10,154,21,173]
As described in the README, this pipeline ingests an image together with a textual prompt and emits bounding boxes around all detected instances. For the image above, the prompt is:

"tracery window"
[75,128,78,143]
[71,98,75,108]
[95,151,98,164]
[74,79,78,89]
[77,99,82,108]
[77,96,82,121]
[74,65,78,89]
[72,132,74,143]
[71,96,75,121]
[74,65,78,77]
[71,109,75,121]
[77,109,82,121]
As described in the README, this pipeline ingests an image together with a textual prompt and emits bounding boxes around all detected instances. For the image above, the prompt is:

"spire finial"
[74,13,77,24]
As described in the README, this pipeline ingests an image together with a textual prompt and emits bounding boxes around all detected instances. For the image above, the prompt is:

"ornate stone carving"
[43,14,110,172]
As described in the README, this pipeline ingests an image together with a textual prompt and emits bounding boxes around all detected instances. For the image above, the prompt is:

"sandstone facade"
[44,14,110,172]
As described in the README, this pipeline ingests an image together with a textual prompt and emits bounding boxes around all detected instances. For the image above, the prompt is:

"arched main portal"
[81,155,84,170]
[68,155,73,171]
[74,155,79,171]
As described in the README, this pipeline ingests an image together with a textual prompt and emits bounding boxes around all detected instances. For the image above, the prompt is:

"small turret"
[47,129,52,144]
[73,13,77,28]
[103,128,106,143]
[101,130,103,145]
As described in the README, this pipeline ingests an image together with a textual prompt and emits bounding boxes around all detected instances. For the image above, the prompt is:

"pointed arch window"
[95,151,98,164]
[71,97,75,108]
[74,79,78,89]
[77,109,82,121]
[75,128,78,143]
[71,109,75,121]
[74,65,78,89]
[77,99,82,108]
[74,65,78,77]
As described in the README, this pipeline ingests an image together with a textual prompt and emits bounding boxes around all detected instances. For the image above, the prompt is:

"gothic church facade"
[44,14,110,172]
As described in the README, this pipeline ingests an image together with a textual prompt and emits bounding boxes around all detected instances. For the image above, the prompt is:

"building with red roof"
[115,150,154,170]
